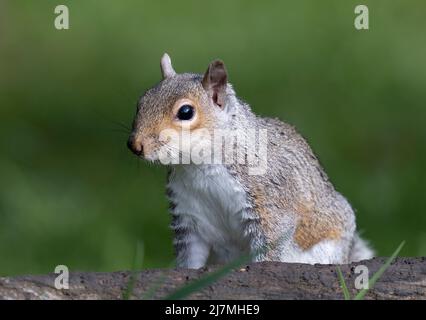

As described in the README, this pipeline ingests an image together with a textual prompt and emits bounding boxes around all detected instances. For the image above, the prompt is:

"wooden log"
[0,257,425,300]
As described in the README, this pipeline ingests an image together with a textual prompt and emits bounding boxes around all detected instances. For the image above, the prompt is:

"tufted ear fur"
[202,60,228,107]
[160,53,176,79]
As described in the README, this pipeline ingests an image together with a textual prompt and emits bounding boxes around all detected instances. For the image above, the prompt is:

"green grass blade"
[354,241,405,300]
[122,241,144,300]
[164,254,250,300]
[336,266,351,300]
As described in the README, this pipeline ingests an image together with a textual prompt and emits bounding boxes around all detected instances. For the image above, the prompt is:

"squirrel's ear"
[202,60,228,107]
[160,53,176,79]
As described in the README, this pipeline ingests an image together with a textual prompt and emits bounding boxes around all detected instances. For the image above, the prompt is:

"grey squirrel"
[127,53,374,268]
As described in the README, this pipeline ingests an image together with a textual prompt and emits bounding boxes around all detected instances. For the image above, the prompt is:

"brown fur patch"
[293,202,342,251]
[250,189,342,252]
[251,187,269,222]
[250,186,279,237]
[250,187,282,260]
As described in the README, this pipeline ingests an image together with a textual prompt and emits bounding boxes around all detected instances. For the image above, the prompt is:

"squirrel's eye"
[177,104,195,121]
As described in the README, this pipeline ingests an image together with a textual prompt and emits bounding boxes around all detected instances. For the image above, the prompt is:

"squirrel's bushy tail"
[350,233,374,262]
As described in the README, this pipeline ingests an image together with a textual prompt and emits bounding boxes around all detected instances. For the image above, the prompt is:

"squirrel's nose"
[127,136,144,156]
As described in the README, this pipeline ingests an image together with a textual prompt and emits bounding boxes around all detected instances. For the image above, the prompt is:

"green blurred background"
[0,0,425,276]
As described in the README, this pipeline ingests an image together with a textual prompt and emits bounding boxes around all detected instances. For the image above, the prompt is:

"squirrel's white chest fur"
[168,165,250,264]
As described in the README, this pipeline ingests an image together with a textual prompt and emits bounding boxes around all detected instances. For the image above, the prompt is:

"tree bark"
[0,257,425,300]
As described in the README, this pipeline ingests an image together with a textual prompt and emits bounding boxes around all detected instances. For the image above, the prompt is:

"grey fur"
[128,55,374,267]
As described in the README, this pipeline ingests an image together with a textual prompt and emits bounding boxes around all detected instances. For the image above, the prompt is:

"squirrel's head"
[127,53,233,163]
